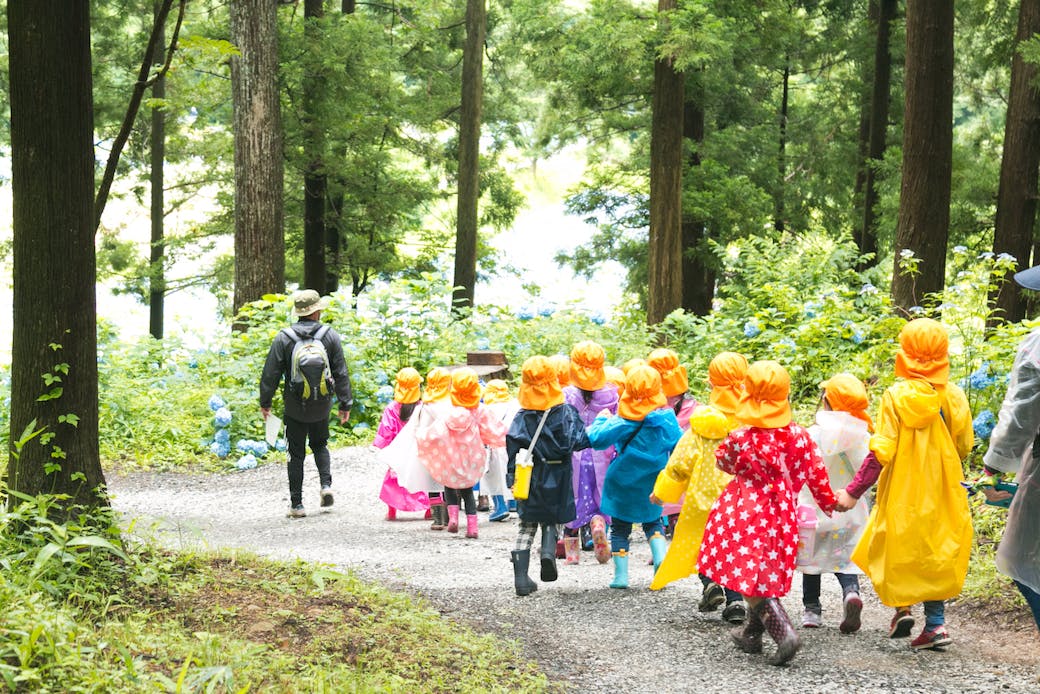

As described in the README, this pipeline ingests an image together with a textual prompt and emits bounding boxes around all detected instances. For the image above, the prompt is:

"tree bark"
[890,0,954,312]
[774,59,790,234]
[858,0,897,269]
[303,0,327,294]
[991,0,1040,325]
[230,0,285,319]
[7,0,107,510]
[451,0,486,314]
[149,3,166,340]
[681,92,714,316]
[647,0,684,326]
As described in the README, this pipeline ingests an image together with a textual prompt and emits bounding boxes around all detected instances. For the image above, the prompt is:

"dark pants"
[610,518,664,553]
[286,416,331,507]
[443,487,477,514]
[1015,580,1040,632]
[802,572,860,613]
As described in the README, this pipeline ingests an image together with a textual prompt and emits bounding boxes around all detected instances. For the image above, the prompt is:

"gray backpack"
[282,325,333,402]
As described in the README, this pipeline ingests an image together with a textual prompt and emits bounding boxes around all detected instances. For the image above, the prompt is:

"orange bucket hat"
[519,356,565,410]
[482,379,511,404]
[618,364,667,421]
[647,348,689,397]
[707,352,748,415]
[569,340,607,391]
[894,318,950,385]
[450,367,483,409]
[393,367,422,404]
[621,358,647,375]
[549,354,571,387]
[822,373,873,431]
[737,360,792,428]
[604,366,626,396]
[422,367,452,403]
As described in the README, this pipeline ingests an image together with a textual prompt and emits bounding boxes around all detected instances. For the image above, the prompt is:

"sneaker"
[889,608,914,638]
[320,486,334,508]
[802,608,823,628]
[722,601,747,624]
[287,504,306,518]
[910,625,952,650]
[839,592,863,634]
[698,581,726,612]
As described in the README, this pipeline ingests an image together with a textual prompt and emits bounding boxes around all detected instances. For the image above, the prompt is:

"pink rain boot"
[446,505,460,533]
[564,537,581,565]
[386,505,397,521]
[466,514,478,539]
[590,515,611,564]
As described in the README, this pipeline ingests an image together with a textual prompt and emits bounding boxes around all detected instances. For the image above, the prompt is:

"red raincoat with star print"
[698,423,837,598]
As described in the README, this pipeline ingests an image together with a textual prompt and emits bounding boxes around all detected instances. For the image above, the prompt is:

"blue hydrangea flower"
[251,440,269,457]
[968,364,997,390]
[235,454,258,470]
[476,337,491,350]
[214,407,232,428]
[859,283,878,296]
[516,306,535,321]
[803,302,819,318]
[997,252,1016,263]
[352,422,370,435]
[775,338,796,351]
[953,245,968,255]
[909,306,925,315]
[188,357,198,369]
[538,304,555,318]
[743,320,761,338]
[376,385,394,404]
[374,370,389,386]
[218,348,229,356]
[590,310,606,325]
[214,429,230,445]
[208,394,226,412]
[979,251,995,260]
[851,329,864,344]
[210,441,230,458]
[973,410,996,440]
[275,438,288,452]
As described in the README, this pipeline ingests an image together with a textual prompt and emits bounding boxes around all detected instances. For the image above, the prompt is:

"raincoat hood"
[569,340,607,390]
[393,367,422,404]
[423,367,452,403]
[450,367,483,409]
[444,406,479,432]
[888,378,944,430]
[707,351,748,415]
[688,405,732,440]
[648,348,689,397]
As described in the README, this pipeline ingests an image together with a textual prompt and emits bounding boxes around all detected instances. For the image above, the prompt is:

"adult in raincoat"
[851,318,973,651]
[650,351,748,626]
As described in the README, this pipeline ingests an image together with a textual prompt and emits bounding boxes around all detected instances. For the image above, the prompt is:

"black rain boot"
[540,525,559,582]
[758,598,801,666]
[511,550,538,596]
[731,605,765,654]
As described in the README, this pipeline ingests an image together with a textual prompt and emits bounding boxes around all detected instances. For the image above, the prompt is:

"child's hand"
[834,489,858,512]
[649,493,661,505]
[982,486,1013,504]
[597,409,612,418]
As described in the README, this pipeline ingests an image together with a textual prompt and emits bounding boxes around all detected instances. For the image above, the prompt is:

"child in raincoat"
[798,373,873,633]
[650,352,748,625]
[588,364,684,589]
[481,379,519,522]
[563,341,620,565]
[701,360,837,666]
[506,356,591,596]
[647,348,700,533]
[373,368,430,520]
[415,367,506,538]
[850,318,973,650]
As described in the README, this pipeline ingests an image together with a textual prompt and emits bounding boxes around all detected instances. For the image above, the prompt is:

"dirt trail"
[109,447,1040,693]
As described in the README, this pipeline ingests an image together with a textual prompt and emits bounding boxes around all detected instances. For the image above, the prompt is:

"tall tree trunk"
[859,0,897,269]
[325,0,356,294]
[303,0,327,294]
[451,0,485,314]
[342,0,355,11]
[991,0,1040,325]
[230,0,285,319]
[149,4,166,340]
[681,91,714,316]
[647,0,684,326]
[890,0,954,312]
[7,0,106,510]
[852,1,878,257]
[774,59,790,234]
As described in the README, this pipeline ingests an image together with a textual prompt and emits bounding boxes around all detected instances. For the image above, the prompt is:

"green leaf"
[37,387,63,402]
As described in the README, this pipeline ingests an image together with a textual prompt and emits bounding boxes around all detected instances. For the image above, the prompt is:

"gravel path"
[109,447,1040,693]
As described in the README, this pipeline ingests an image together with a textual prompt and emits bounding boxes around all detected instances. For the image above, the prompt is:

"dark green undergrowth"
[0,493,550,693]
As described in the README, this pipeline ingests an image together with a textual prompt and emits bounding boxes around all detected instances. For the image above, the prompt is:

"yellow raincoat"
[851,379,974,606]
[650,405,736,590]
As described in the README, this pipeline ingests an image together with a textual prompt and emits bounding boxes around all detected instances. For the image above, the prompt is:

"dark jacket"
[259,318,353,423]
[506,404,591,524]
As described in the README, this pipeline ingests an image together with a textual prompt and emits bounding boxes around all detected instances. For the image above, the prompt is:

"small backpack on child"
[282,326,334,402]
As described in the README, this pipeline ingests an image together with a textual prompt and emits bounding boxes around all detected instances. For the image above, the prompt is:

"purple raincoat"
[563,383,620,528]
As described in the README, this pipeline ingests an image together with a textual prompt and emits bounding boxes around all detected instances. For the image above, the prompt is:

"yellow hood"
[888,379,943,430]
[688,405,732,440]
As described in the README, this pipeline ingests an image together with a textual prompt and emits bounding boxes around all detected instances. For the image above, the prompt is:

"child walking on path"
[563,341,620,564]
[506,356,591,596]
[588,364,684,589]
[850,318,974,650]
[415,367,507,538]
[799,373,873,633]
[650,352,748,625]
[700,360,837,666]
[373,368,430,520]
[481,379,519,522]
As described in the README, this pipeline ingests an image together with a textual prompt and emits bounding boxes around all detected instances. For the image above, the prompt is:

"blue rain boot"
[508,498,518,513]
[649,532,667,574]
[489,495,509,522]
[610,550,630,589]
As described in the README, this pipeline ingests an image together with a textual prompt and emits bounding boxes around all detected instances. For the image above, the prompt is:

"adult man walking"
[260,289,353,517]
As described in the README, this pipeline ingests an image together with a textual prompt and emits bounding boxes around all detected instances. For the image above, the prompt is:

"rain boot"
[446,505,460,533]
[430,501,446,531]
[510,550,538,596]
[489,495,509,522]
[563,537,581,565]
[731,605,765,654]
[590,515,611,564]
[757,599,801,665]
[386,505,397,521]
[465,514,479,539]
[648,532,667,573]
[610,550,629,589]
[540,525,559,582]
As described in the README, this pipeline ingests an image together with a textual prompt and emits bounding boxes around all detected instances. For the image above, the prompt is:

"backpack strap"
[313,324,330,342]
[282,327,302,343]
